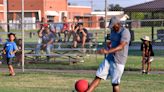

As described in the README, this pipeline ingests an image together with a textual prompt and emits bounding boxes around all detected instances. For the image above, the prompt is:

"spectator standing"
[15,39,22,66]
[140,36,154,74]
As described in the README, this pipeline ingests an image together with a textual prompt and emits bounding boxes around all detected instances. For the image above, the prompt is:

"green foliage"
[108,4,123,11]
[131,12,145,20]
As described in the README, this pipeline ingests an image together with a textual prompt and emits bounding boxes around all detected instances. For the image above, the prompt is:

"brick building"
[0,0,128,30]
[0,0,92,30]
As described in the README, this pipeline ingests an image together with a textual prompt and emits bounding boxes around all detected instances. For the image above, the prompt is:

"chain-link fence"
[0,18,164,71]
[0,0,164,69]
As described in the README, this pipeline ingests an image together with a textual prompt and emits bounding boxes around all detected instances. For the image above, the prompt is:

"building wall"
[0,5,4,10]
[0,0,3,4]
[0,12,4,21]
[8,0,44,19]
[6,0,68,22]
[8,0,44,10]
[45,0,67,11]
[44,0,67,22]
[0,5,4,21]
[0,0,92,21]
[68,6,91,19]
[91,16,99,28]
[0,0,4,22]
[0,0,96,29]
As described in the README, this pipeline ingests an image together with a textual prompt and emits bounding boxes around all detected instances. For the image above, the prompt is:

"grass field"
[21,55,164,71]
[1,50,164,71]
[0,50,163,92]
[20,49,164,71]
[132,27,164,41]
[0,27,164,92]
[0,71,163,92]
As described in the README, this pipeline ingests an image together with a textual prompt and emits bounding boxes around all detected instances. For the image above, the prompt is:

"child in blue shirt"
[3,33,18,76]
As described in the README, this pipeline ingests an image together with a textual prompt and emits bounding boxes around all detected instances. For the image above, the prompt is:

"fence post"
[21,0,25,72]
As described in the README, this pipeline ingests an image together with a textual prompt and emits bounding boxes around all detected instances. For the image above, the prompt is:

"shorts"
[144,57,154,62]
[6,58,13,65]
[96,59,125,85]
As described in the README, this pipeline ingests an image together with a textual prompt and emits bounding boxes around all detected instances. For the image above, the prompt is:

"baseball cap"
[43,24,49,28]
[108,16,120,28]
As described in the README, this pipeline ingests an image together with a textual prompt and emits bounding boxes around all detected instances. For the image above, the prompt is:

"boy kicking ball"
[3,33,18,76]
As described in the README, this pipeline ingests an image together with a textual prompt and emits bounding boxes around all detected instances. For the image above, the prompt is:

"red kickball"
[75,79,89,92]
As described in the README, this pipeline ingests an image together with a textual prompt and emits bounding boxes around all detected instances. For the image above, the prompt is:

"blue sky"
[68,0,153,10]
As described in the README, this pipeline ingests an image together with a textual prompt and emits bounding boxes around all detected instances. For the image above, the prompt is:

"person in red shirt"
[40,17,47,29]
[62,16,71,42]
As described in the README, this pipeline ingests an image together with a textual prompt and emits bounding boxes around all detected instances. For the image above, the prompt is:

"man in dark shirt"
[36,24,55,61]
[73,23,89,48]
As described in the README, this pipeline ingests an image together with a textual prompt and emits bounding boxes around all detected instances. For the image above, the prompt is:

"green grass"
[1,50,163,70]
[10,51,160,71]
[22,49,164,70]
[0,71,163,92]
[132,27,164,41]
[126,56,164,71]
[0,28,164,92]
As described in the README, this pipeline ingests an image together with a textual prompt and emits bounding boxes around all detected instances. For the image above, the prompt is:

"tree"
[108,4,123,11]
[94,9,102,12]
[68,2,71,5]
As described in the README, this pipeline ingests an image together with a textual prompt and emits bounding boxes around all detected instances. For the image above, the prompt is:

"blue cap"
[108,16,120,28]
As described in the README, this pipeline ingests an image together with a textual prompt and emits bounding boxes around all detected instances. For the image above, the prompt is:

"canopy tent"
[124,0,164,41]
[124,0,164,12]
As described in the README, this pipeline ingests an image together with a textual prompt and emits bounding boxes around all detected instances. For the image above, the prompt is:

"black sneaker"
[142,70,146,74]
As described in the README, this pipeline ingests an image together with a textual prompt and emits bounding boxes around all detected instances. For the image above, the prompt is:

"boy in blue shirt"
[3,33,18,76]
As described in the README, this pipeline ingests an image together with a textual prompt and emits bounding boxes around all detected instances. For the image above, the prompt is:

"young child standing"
[141,36,154,74]
[3,33,18,76]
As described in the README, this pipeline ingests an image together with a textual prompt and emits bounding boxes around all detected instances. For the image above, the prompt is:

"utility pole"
[21,0,25,72]
[7,0,10,32]
[4,0,7,32]
[105,0,108,36]
[90,0,93,11]
[104,0,108,58]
